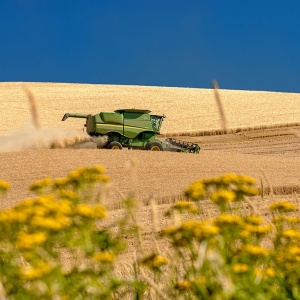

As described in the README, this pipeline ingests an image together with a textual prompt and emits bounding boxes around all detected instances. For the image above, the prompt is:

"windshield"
[150,115,163,132]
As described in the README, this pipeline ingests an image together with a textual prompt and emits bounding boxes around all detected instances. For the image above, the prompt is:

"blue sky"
[0,0,300,92]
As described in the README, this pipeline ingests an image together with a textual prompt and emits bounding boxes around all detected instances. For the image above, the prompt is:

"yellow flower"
[210,190,235,204]
[153,255,168,268]
[142,253,168,270]
[240,225,272,238]
[232,263,249,273]
[255,267,275,278]
[0,180,10,192]
[243,245,270,257]
[20,262,52,280]
[93,252,116,263]
[59,189,78,201]
[265,268,275,278]
[57,200,72,215]
[269,200,297,212]
[172,201,199,213]
[31,216,69,230]
[175,281,191,290]
[93,205,107,219]
[75,204,106,219]
[243,215,263,225]
[285,217,300,223]
[163,226,179,235]
[219,173,240,185]
[213,214,243,227]
[1,209,28,223]
[287,245,300,255]
[282,229,300,239]
[29,177,52,193]
[16,232,48,249]
[67,166,109,186]
[36,195,57,211]
[236,185,258,196]
[190,276,206,285]
[53,177,70,189]
[184,181,206,201]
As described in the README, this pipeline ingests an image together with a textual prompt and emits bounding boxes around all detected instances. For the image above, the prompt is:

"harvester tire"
[108,141,122,150]
[146,142,163,151]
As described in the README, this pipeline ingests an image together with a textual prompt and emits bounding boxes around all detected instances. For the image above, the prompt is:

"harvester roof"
[114,109,151,114]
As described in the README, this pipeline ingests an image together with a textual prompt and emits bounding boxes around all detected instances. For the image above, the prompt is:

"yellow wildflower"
[93,252,116,263]
[238,175,256,185]
[269,201,297,212]
[1,209,28,223]
[184,181,206,201]
[254,267,263,276]
[255,267,275,278]
[16,232,48,249]
[93,205,107,219]
[282,229,300,239]
[31,216,69,230]
[243,215,263,225]
[287,245,300,255]
[190,276,206,285]
[285,217,300,223]
[36,195,57,211]
[163,225,179,235]
[243,245,270,257]
[53,177,70,189]
[0,180,10,192]
[29,177,52,193]
[75,204,106,219]
[57,200,72,215]
[232,263,249,273]
[193,222,220,239]
[236,185,258,196]
[210,190,236,204]
[153,255,168,268]
[172,201,199,213]
[20,262,52,280]
[142,253,168,270]
[219,173,240,185]
[59,189,78,201]
[240,224,272,238]
[175,281,191,291]
[67,166,109,186]
[265,268,275,278]
[213,214,243,227]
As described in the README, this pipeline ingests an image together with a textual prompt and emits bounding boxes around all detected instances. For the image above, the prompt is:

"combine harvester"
[62,109,200,153]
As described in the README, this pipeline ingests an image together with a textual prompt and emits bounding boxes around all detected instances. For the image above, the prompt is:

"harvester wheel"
[146,142,163,151]
[108,141,122,150]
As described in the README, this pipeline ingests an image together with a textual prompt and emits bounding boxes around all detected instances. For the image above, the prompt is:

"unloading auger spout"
[62,113,89,121]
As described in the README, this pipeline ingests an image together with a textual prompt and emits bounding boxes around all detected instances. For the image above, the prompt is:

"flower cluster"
[184,173,258,211]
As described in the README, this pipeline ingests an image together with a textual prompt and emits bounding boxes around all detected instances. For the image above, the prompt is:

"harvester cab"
[62,109,200,153]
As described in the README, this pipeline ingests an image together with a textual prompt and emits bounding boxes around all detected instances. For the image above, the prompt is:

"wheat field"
[1,82,299,134]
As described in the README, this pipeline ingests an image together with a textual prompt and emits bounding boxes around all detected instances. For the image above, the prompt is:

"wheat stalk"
[22,85,41,130]
[212,80,229,134]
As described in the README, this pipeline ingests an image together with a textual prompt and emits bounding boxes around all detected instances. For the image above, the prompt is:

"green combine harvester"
[62,109,200,153]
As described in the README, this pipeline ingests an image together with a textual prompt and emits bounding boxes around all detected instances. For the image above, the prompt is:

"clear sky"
[1,0,300,92]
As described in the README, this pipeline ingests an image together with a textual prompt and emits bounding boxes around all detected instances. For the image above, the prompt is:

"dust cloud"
[0,121,92,152]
